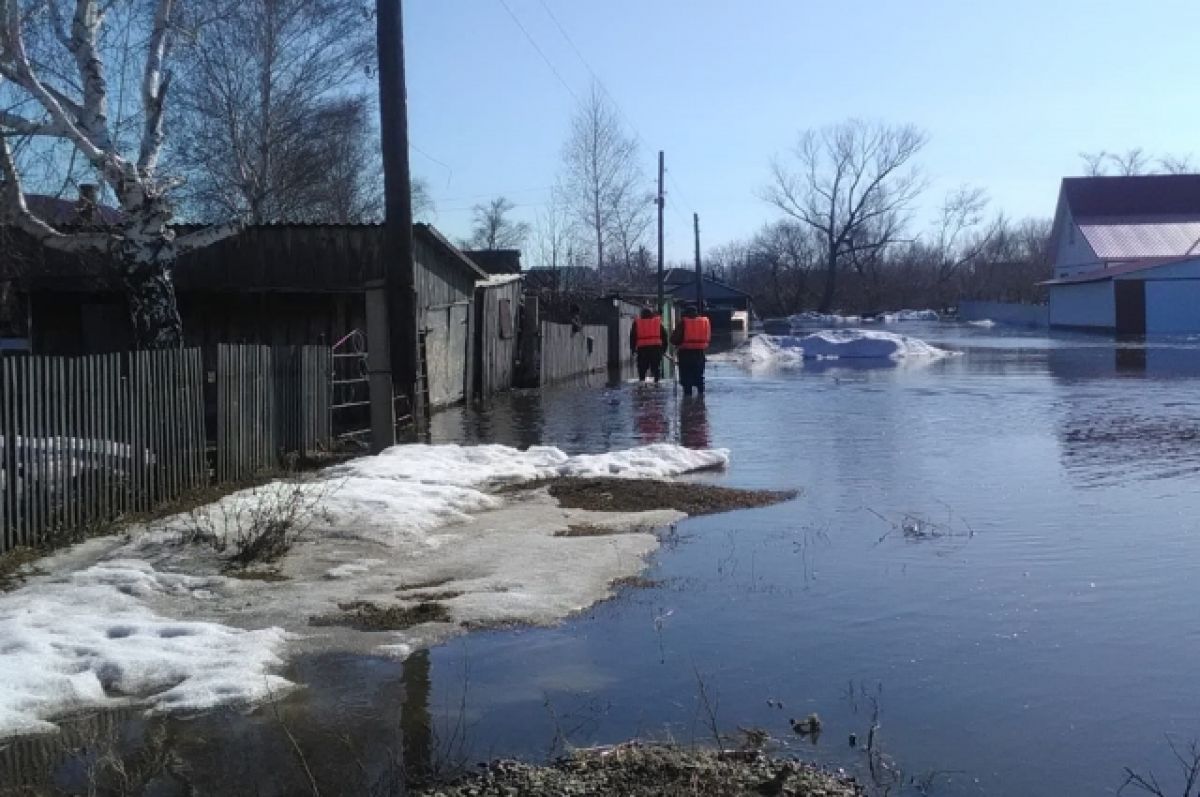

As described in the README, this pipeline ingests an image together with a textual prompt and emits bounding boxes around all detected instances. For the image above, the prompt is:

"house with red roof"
[1044,174,1200,333]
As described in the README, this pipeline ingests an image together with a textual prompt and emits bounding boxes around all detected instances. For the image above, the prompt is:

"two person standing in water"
[629,303,711,396]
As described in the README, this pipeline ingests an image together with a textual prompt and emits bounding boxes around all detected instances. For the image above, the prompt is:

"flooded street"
[427,322,1200,795]
[8,322,1200,796]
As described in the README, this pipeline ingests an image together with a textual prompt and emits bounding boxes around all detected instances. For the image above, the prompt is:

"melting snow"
[0,443,728,738]
[718,331,957,365]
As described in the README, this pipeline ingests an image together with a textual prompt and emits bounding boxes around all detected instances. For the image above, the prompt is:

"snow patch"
[968,319,996,328]
[0,561,290,737]
[0,443,728,737]
[718,331,957,365]
[880,309,940,322]
[795,329,954,359]
[789,311,861,327]
[710,335,804,367]
[325,559,384,580]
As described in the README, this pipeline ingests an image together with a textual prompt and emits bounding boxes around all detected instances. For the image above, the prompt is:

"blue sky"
[404,0,1200,262]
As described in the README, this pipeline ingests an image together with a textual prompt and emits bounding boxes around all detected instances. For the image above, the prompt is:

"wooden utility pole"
[656,151,665,314]
[693,212,704,311]
[373,0,424,450]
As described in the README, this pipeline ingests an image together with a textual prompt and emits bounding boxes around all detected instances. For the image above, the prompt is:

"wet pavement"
[8,322,1200,796]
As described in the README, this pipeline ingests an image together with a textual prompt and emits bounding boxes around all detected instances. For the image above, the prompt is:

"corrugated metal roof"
[1078,218,1200,259]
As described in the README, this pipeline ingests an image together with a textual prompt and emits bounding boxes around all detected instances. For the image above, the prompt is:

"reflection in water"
[679,396,711,449]
[403,649,433,780]
[1047,343,1200,486]
[632,385,669,443]
[0,651,440,796]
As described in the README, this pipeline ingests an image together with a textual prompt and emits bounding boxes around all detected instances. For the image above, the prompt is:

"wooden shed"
[6,222,492,408]
[474,274,523,398]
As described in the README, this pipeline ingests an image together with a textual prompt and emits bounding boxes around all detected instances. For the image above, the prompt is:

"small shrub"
[183,476,337,566]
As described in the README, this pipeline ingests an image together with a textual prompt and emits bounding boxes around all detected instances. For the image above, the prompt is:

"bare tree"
[1111,147,1151,176]
[169,0,374,223]
[0,0,244,348]
[929,186,999,288]
[1078,148,1191,177]
[1159,154,1195,174]
[560,82,645,271]
[303,96,381,222]
[529,183,580,290]
[411,177,434,222]
[466,195,530,249]
[764,119,928,312]
[1079,151,1110,177]
[1120,736,1200,797]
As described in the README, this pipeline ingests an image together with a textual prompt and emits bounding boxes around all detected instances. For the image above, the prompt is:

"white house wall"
[1053,208,1101,278]
[1049,281,1114,329]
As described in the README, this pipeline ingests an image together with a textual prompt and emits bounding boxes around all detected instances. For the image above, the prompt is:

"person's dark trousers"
[636,346,663,381]
[677,349,706,396]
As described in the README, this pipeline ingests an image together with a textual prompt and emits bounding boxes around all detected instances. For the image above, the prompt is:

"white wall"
[1049,281,1114,328]
[1145,280,1200,333]
[1053,208,1101,278]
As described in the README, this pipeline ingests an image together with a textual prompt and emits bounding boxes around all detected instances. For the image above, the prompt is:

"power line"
[535,0,645,146]
[496,0,580,105]
[410,142,454,188]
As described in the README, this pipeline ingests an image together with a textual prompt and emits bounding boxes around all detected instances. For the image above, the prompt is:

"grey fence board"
[0,349,207,553]
[217,344,331,482]
[539,321,610,384]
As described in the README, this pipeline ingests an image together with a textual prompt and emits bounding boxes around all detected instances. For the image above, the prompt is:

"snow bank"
[880,309,940,322]
[0,560,290,737]
[710,335,804,366]
[180,444,730,548]
[0,443,729,737]
[795,329,953,359]
[789,311,861,326]
[717,331,956,365]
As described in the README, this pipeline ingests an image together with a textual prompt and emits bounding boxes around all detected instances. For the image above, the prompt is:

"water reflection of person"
[632,386,669,443]
[679,395,711,449]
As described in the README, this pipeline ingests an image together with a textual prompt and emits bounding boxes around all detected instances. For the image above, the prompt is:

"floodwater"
[8,322,1200,796]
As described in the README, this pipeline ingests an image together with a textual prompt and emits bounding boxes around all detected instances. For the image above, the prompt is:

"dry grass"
[535,478,797,516]
[309,600,452,631]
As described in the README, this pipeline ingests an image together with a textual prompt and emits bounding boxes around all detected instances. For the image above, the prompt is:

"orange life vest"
[634,316,662,348]
[678,315,711,351]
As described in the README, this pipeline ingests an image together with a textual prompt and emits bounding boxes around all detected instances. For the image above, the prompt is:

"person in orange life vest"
[629,306,668,382]
[670,303,711,396]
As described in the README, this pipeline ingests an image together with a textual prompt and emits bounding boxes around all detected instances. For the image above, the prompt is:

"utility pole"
[373,0,424,451]
[656,151,665,315]
[693,212,704,311]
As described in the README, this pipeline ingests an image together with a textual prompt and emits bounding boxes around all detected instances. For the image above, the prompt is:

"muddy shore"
[418,743,862,797]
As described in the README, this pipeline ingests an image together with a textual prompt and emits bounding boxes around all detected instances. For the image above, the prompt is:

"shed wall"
[1049,281,1114,329]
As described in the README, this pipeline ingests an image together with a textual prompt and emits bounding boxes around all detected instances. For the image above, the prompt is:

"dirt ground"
[417,743,862,797]
[524,477,797,516]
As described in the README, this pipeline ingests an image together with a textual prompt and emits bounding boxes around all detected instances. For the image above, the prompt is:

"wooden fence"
[0,344,332,554]
[539,321,610,384]
[216,344,332,482]
[0,349,207,553]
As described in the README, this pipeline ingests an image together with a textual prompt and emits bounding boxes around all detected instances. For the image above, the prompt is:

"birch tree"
[560,83,645,271]
[169,0,374,223]
[0,0,241,348]
[764,119,927,312]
